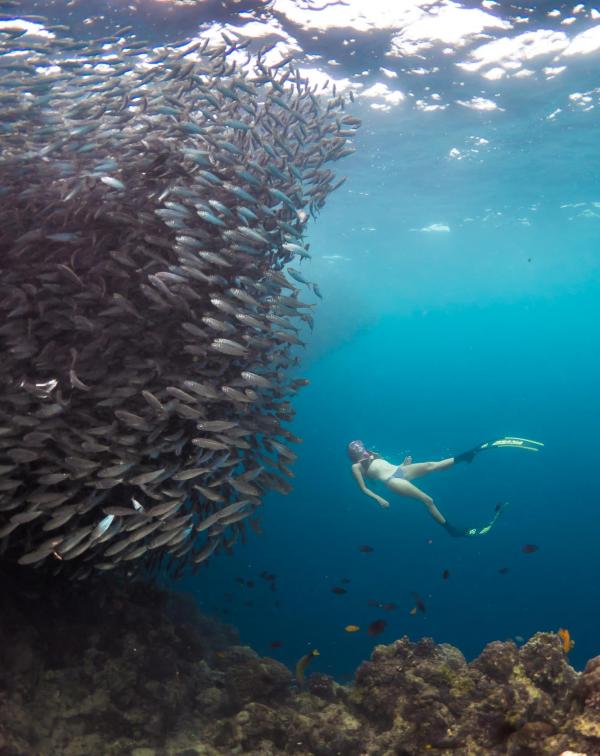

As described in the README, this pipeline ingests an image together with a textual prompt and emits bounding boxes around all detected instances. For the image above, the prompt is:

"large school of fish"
[0,14,358,579]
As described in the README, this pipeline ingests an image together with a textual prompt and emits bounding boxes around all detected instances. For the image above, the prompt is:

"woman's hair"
[347,439,368,462]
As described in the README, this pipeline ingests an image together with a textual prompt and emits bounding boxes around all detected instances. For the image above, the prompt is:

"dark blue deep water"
[9,0,600,682]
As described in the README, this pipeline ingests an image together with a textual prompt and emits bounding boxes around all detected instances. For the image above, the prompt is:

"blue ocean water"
[7,0,599,682]
[177,74,600,679]
[178,222,600,680]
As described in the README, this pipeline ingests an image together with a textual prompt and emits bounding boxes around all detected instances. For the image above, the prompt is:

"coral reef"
[1,565,599,755]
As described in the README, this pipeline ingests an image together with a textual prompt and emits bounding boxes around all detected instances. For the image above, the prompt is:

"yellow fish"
[295,648,319,689]
[558,628,575,654]
[344,625,360,633]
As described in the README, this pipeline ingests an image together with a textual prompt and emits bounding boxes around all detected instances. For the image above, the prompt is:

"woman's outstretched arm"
[351,463,389,508]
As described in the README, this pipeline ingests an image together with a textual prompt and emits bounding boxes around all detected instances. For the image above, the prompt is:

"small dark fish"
[270,640,282,649]
[248,517,263,535]
[442,569,450,580]
[498,567,510,574]
[246,580,254,588]
[340,578,351,584]
[331,587,347,595]
[235,576,245,584]
[382,602,397,611]
[522,544,539,554]
[367,619,386,637]
[358,545,374,553]
[367,599,381,608]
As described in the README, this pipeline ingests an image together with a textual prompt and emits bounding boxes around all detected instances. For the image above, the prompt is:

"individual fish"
[221,386,253,403]
[557,628,575,654]
[331,587,347,595]
[367,620,386,637]
[142,390,167,415]
[192,438,229,451]
[193,537,220,564]
[196,420,237,432]
[100,176,125,191]
[410,592,427,615]
[103,506,141,517]
[18,545,57,566]
[442,569,450,580]
[10,510,43,526]
[287,268,311,285]
[129,468,166,486]
[498,567,510,574]
[122,544,150,561]
[43,508,78,532]
[295,648,319,689]
[228,476,260,496]
[240,371,274,389]
[358,545,374,553]
[172,468,210,481]
[210,338,248,356]
[57,527,91,557]
[522,544,539,554]
[344,625,360,633]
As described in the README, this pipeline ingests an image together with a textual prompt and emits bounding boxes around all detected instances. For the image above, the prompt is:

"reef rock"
[1,568,599,755]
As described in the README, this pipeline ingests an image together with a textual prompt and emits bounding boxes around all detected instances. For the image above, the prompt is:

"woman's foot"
[453,447,479,464]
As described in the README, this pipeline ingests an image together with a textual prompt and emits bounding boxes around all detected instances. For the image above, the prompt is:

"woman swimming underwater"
[348,437,543,537]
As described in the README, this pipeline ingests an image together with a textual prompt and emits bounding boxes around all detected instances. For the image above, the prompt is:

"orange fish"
[558,628,575,654]
[344,625,360,633]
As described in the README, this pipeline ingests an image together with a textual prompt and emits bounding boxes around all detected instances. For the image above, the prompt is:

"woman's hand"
[377,496,390,508]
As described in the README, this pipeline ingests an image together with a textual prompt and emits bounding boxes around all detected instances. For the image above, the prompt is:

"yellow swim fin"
[482,436,544,452]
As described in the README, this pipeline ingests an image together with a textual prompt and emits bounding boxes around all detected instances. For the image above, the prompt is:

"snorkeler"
[348,437,543,537]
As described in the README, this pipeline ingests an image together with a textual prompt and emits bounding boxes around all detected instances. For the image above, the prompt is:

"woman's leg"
[403,457,454,481]
[386,478,446,524]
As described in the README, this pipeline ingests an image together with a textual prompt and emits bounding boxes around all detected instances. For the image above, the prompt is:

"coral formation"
[1,566,599,755]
